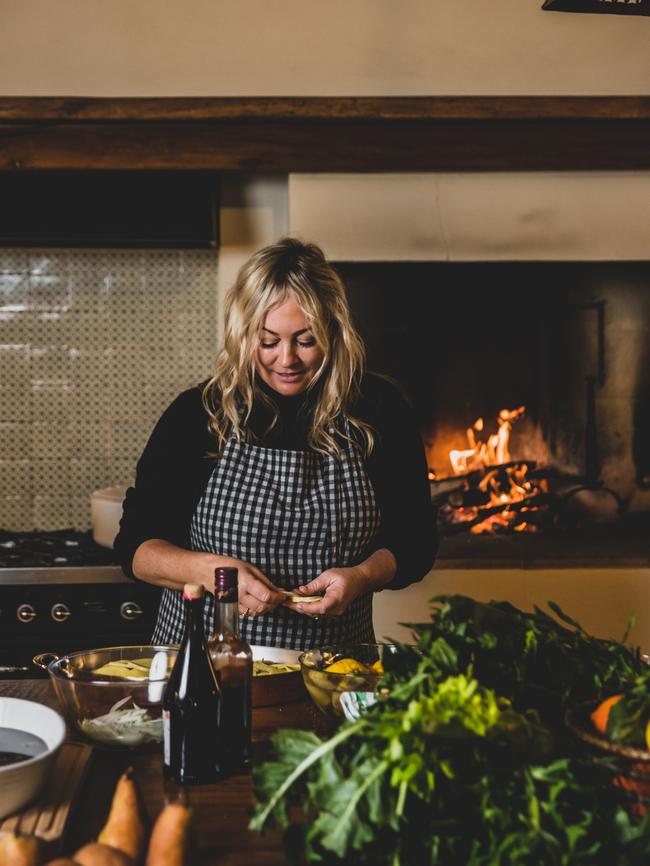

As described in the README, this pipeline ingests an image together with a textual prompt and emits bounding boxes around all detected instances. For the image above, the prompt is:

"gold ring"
[244,607,251,617]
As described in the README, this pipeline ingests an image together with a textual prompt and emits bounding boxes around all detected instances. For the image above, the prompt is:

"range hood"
[0,171,219,248]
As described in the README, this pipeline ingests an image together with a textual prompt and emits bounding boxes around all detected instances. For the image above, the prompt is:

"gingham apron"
[151,421,381,650]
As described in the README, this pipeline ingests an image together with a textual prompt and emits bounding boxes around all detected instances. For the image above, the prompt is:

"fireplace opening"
[336,261,650,566]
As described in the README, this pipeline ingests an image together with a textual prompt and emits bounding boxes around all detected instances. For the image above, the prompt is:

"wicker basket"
[565,701,650,817]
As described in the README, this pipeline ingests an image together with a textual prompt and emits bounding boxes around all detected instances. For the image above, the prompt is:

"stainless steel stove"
[0,530,161,679]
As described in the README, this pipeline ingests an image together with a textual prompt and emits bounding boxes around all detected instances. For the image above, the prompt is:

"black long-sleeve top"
[114,373,437,590]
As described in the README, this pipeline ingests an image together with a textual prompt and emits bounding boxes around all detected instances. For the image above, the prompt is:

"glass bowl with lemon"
[299,644,395,719]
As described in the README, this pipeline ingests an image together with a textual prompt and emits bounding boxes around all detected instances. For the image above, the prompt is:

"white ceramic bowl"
[0,697,66,820]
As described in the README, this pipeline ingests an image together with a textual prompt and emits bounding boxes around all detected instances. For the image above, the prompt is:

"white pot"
[90,485,127,549]
[0,698,66,820]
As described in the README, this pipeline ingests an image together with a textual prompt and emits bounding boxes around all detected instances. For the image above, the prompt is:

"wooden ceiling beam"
[0,97,648,172]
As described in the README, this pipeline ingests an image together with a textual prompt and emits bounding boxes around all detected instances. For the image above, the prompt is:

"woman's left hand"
[284,549,397,620]
[283,566,368,619]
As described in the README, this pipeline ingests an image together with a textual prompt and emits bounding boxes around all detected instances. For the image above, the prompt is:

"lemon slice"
[325,657,370,675]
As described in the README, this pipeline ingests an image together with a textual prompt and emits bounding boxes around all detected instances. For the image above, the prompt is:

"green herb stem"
[396,778,408,817]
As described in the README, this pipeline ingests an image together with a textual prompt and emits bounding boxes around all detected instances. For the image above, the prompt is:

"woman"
[115,238,437,650]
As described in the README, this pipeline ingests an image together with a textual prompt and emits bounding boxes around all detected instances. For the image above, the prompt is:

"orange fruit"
[590,694,623,735]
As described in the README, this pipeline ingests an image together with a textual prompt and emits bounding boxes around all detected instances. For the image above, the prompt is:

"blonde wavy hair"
[202,237,374,457]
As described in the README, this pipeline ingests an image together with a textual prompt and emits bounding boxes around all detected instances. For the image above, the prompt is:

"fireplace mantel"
[1,96,649,172]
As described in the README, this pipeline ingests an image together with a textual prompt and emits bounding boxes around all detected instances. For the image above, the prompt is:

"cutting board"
[0,743,93,844]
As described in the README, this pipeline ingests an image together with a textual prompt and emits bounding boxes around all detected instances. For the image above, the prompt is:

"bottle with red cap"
[162,583,223,784]
[207,566,253,774]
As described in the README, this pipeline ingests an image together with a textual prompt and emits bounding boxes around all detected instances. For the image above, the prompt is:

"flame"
[449,449,477,475]
[448,406,525,476]
[438,406,546,535]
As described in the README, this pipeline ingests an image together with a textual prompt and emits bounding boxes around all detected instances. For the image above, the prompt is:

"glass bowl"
[33,645,177,749]
[299,644,395,719]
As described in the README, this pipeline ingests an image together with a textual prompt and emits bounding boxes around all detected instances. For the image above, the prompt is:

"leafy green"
[607,666,650,749]
[250,595,650,864]
[407,595,645,727]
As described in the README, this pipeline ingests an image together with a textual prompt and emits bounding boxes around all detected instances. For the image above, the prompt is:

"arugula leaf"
[313,758,389,856]
[250,720,366,832]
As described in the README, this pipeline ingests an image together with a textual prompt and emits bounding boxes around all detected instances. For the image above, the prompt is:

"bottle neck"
[183,597,206,643]
[213,601,240,640]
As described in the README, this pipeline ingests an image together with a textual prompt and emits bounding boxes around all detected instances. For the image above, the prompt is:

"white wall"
[217,175,289,342]
[1,0,649,97]
[289,172,650,261]
[374,568,650,653]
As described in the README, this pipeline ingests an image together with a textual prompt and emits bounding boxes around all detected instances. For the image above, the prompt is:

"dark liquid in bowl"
[0,727,48,767]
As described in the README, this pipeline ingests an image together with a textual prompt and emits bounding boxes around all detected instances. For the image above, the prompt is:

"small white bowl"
[0,697,66,820]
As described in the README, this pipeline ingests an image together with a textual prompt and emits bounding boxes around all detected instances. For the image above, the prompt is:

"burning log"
[430,461,541,508]
[432,406,551,536]
[440,493,553,536]
[430,460,538,487]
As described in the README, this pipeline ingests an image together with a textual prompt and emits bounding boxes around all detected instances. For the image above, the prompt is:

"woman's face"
[255,294,325,396]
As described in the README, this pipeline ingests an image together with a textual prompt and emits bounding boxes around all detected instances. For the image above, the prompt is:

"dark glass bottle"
[162,583,223,784]
[207,567,253,775]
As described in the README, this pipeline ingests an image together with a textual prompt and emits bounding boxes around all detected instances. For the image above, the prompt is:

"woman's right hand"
[132,541,285,615]
[198,554,285,616]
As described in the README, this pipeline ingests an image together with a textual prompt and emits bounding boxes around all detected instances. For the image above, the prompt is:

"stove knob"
[16,603,37,623]
[120,601,143,621]
[51,603,71,623]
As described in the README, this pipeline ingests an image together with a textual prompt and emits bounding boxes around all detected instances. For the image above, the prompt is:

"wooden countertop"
[0,679,324,865]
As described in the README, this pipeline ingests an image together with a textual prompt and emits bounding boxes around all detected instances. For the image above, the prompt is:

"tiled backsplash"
[0,248,218,531]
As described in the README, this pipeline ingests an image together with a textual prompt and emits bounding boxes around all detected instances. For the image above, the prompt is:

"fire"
[435,406,547,535]
[449,406,525,475]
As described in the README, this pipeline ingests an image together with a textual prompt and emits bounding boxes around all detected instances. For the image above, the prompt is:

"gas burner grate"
[0,529,118,568]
